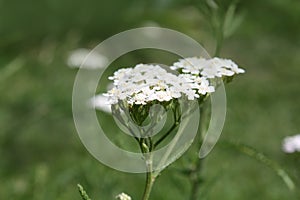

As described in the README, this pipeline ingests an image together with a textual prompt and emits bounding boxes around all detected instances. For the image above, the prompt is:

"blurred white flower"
[282,134,300,153]
[141,21,162,39]
[116,192,132,200]
[88,94,111,113]
[67,48,108,69]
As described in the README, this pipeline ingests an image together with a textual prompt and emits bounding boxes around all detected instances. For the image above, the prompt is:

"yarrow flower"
[102,57,244,107]
[104,64,215,105]
[282,134,300,153]
[116,192,132,200]
[170,57,245,78]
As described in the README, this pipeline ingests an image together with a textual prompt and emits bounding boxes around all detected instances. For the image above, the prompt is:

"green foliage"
[0,0,299,200]
[222,140,295,191]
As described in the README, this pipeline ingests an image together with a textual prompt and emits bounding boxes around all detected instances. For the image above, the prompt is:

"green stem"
[142,153,155,200]
[142,171,155,200]
[138,136,156,200]
[188,103,210,200]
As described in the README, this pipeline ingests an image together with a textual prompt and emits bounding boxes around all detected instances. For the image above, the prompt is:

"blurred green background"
[1,0,300,199]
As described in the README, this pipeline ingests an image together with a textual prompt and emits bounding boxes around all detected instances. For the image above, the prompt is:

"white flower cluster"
[104,64,214,105]
[170,57,245,78]
[282,134,300,153]
[116,192,132,200]
[103,57,244,106]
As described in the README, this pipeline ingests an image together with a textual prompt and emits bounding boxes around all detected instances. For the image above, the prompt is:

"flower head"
[170,57,245,79]
[105,64,210,105]
[104,57,244,106]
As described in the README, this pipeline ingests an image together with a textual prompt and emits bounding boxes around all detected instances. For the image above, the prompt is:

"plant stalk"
[188,101,210,200]
[142,153,155,200]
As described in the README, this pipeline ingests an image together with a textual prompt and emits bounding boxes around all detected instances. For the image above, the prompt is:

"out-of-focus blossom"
[141,21,161,39]
[88,94,111,113]
[116,192,132,200]
[282,134,300,153]
[67,48,108,69]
